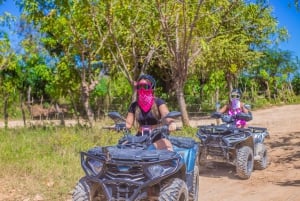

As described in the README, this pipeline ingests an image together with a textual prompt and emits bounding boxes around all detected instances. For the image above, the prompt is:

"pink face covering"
[231,98,241,110]
[137,88,154,112]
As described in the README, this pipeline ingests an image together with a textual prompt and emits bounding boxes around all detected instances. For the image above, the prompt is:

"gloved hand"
[115,123,126,132]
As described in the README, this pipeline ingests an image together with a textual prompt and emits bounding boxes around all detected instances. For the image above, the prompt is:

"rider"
[218,88,250,128]
[125,74,177,151]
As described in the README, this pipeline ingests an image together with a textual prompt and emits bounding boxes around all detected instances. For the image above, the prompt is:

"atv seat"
[118,135,148,147]
[126,135,148,143]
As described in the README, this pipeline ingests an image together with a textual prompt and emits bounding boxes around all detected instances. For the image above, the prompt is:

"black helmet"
[137,74,156,89]
[230,88,242,99]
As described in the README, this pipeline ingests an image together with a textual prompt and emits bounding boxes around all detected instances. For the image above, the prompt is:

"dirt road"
[196,104,300,201]
[0,104,299,201]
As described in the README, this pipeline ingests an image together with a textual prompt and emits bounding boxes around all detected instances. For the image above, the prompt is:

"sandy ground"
[0,104,299,201]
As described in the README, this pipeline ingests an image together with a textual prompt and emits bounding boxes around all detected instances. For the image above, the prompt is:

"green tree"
[150,0,285,125]
[249,49,298,101]
[19,34,53,118]
[0,35,18,128]
[16,0,290,127]
[20,0,110,127]
[292,73,300,95]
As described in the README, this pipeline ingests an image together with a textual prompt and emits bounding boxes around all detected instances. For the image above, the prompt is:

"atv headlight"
[86,158,103,176]
[147,162,177,179]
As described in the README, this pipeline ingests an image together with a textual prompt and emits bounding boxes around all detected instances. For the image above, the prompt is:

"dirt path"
[196,104,300,201]
[0,104,299,201]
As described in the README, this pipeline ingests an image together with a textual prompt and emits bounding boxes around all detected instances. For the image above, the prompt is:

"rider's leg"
[153,138,173,151]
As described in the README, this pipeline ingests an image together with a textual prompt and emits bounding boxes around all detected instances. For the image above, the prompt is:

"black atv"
[72,111,200,201]
[196,111,269,179]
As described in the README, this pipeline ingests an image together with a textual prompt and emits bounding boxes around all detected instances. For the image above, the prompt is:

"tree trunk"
[68,89,80,124]
[226,72,233,97]
[215,88,220,125]
[175,87,190,127]
[20,93,27,127]
[81,81,94,127]
[265,81,271,100]
[55,103,65,126]
[27,87,32,119]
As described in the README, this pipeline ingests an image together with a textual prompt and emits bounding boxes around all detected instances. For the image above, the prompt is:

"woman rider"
[125,74,177,151]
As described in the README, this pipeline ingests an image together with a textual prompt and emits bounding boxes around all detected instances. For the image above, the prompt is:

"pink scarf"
[137,88,154,112]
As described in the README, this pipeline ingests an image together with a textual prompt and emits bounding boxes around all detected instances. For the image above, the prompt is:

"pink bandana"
[231,98,241,109]
[137,88,154,112]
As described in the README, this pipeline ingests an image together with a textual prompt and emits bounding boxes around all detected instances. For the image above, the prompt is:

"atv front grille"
[207,146,225,157]
[205,135,227,146]
[105,182,140,200]
[102,164,147,200]
[105,164,146,182]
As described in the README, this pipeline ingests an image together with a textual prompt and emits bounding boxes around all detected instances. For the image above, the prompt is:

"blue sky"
[269,0,300,58]
[0,1,300,58]
[0,1,19,15]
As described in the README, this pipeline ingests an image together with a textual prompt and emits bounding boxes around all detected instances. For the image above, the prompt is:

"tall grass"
[0,124,123,200]
[0,114,198,201]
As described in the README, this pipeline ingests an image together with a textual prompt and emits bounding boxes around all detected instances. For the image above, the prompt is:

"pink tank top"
[228,108,246,127]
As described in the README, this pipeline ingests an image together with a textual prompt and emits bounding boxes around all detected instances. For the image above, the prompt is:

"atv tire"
[236,146,253,179]
[158,178,188,201]
[72,177,104,201]
[189,165,199,201]
[254,143,268,170]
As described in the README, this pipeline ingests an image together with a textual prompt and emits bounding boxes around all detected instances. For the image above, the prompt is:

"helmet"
[230,88,242,99]
[137,74,156,89]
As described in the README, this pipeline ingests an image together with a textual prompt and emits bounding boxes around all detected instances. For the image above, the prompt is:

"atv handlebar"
[104,111,182,149]
[117,125,170,149]
[211,112,252,124]
[102,122,128,132]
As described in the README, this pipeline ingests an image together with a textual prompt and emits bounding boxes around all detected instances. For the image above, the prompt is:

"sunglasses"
[231,94,240,99]
[137,83,152,90]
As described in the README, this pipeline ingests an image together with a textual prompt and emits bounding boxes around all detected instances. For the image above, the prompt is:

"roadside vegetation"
[0,120,200,200]
[0,122,123,200]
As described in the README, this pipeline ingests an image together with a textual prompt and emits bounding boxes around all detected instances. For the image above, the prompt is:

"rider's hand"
[168,122,177,132]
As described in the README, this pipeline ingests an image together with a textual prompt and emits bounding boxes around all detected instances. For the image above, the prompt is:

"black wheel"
[236,146,253,179]
[158,178,188,201]
[189,165,199,201]
[198,151,207,174]
[254,143,268,170]
[72,177,104,201]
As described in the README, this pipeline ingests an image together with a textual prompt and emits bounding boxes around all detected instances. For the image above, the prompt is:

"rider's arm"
[241,103,249,113]
[158,103,169,119]
[125,102,136,129]
[218,104,228,114]
[158,103,176,131]
[125,112,134,129]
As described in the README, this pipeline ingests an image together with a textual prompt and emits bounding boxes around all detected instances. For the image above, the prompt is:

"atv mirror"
[165,111,181,119]
[161,111,181,124]
[107,112,126,123]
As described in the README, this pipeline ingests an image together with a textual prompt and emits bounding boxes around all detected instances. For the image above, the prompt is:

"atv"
[72,111,200,201]
[196,111,269,179]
